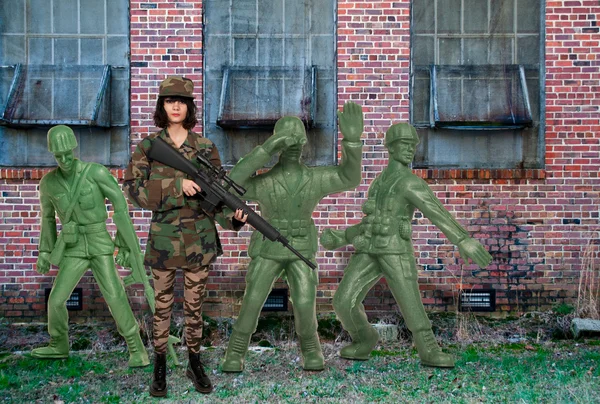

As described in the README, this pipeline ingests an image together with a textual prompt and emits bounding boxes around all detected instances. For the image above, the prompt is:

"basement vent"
[459,289,496,312]
[261,289,288,312]
[45,287,83,311]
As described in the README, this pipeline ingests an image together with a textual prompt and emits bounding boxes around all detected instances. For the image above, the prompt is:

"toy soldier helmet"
[274,116,308,146]
[158,76,195,98]
[384,123,420,147]
[47,125,77,153]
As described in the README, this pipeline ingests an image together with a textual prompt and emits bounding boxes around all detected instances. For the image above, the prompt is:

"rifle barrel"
[149,137,318,271]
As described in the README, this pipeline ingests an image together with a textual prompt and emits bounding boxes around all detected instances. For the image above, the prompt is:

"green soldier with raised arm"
[222,102,364,372]
[320,123,492,368]
[33,125,149,368]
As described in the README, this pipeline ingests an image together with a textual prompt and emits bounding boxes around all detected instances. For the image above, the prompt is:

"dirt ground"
[1,310,599,403]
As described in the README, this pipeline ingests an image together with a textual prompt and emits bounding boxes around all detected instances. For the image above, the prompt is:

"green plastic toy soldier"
[320,123,492,368]
[33,125,149,368]
[222,102,364,372]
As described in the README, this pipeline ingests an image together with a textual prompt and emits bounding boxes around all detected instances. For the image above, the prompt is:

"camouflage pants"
[152,265,210,354]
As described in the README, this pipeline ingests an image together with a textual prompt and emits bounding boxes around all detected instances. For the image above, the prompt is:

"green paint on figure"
[222,102,364,372]
[320,123,493,368]
[33,125,149,368]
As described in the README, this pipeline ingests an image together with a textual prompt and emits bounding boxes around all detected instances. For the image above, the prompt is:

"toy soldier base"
[32,125,149,368]
[321,123,492,368]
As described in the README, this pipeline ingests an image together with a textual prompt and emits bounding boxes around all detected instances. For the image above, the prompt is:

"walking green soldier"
[320,123,492,368]
[222,102,364,372]
[33,125,149,368]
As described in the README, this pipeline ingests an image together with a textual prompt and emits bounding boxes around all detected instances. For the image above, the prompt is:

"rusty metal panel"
[0,64,111,127]
[0,0,130,167]
[217,66,316,129]
[204,0,336,166]
[432,65,532,129]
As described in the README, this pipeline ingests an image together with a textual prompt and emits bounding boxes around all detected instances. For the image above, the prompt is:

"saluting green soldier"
[34,125,149,368]
[222,102,364,372]
[124,76,246,397]
[321,123,492,368]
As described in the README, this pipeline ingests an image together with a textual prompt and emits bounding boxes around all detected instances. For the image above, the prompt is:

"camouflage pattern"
[152,265,209,354]
[124,129,240,269]
[158,76,195,98]
[124,129,241,352]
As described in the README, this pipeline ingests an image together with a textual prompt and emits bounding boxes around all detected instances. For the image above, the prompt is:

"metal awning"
[217,66,316,129]
[430,64,533,130]
[0,64,112,128]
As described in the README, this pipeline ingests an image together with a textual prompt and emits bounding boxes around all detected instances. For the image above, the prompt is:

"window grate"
[45,287,83,311]
[459,289,496,312]
[261,288,288,312]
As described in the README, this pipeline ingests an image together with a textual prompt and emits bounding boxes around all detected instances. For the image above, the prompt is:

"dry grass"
[577,233,600,319]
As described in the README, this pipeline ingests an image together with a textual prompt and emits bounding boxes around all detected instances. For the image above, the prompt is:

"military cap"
[158,76,195,98]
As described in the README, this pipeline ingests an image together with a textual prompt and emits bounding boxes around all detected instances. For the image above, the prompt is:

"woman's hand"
[234,208,249,223]
[182,179,201,196]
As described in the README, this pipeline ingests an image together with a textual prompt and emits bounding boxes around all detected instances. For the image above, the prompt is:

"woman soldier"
[124,76,247,397]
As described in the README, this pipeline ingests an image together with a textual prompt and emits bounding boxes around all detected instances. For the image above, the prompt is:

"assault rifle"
[148,137,317,270]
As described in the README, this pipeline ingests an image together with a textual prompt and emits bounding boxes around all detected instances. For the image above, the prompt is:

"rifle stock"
[148,137,317,270]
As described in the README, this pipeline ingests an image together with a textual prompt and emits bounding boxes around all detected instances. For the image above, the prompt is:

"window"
[0,0,130,167]
[204,0,336,166]
[411,0,543,169]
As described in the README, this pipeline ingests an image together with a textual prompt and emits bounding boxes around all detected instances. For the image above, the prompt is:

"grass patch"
[2,311,600,402]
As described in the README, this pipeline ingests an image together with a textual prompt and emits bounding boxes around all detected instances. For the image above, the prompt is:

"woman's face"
[163,97,188,125]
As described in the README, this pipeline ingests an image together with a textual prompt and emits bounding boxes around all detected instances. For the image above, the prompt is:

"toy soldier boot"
[413,329,455,368]
[124,332,150,368]
[149,353,167,397]
[339,326,379,360]
[222,330,251,372]
[31,335,69,359]
[187,352,213,394]
[298,332,324,371]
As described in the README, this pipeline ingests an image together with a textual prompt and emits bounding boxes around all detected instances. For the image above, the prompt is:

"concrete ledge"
[571,318,600,339]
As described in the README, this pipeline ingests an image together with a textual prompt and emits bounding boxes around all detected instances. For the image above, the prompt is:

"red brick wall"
[1,1,599,321]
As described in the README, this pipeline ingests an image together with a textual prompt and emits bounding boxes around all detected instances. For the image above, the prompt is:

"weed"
[317,314,343,340]
[553,303,575,316]
[577,233,600,319]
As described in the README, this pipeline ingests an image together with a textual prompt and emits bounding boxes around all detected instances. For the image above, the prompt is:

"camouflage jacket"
[124,130,241,269]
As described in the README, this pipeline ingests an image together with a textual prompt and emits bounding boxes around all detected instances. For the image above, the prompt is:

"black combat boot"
[149,353,167,397]
[186,352,213,394]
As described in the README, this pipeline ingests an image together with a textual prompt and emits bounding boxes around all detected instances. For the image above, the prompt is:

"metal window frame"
[0,64,112,128]
[430,64,532,130]
[217,65,317,130]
